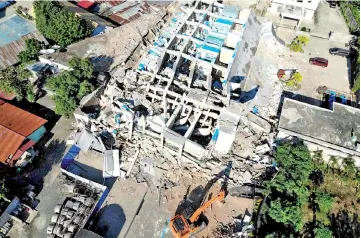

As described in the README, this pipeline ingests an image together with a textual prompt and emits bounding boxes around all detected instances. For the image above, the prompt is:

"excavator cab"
[170,214,191,238]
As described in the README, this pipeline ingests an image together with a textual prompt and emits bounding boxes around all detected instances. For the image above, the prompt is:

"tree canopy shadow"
[14,139,67,191]
[331,210,359,238]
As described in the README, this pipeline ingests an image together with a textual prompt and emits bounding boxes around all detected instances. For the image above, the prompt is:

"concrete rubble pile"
[212,213,254,238]
[73,1,287,192]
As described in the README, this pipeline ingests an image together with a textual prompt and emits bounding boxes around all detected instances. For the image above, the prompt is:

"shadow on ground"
[94,204,126,238]
[10,139,67,200]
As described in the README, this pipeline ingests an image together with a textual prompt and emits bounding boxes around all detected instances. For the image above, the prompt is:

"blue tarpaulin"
[215,18,233,26]
[340,95,347,104]
[61,145,81,169]
[213,81,223,89]
[92,187,109,216]
[0,15,36,47]
[0,1,12,10]
[328,91,336,110]
[212,128,220,141]
[202,44,220,53]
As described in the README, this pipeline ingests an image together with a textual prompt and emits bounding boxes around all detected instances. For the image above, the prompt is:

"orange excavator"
[169,180,226,238]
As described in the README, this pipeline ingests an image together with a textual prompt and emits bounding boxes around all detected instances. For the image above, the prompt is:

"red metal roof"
[0,125,24,164]
[77,0,95,10]
[11,140,36,161]
[11,150,24,162]
[0,101,47,137]
[19,139,36,152]
[0,91,16,100]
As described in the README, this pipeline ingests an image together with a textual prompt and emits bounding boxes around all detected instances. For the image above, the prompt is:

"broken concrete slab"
[247,112,271,133]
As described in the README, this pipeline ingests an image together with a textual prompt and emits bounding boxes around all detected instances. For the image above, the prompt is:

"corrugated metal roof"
[0,125,24,164]
[0,31,48,69]
[0,101,47,137]
[77,0,96,10]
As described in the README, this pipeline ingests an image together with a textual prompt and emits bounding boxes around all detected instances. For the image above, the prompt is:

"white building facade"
[269,0,320,26]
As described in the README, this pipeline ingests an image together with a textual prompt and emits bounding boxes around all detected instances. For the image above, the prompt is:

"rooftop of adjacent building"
[0,14,48,69]
[0,100,47,163]
[278,98,360,152]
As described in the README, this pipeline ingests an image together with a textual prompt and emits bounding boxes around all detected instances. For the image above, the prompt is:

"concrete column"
[166,104,183,128]
[184,112,202,139]
[163,96,168,122]
[296,19,301,30]
[160,133,164,150]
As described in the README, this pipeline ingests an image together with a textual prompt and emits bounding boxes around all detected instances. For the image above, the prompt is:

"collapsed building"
[72,0,287,189]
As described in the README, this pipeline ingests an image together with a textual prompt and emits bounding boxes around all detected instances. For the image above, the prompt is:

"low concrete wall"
[329,31,354,44]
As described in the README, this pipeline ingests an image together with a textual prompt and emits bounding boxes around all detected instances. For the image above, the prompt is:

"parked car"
[329,48,350,57]
[329,1,337,8]
[309,57,328,67]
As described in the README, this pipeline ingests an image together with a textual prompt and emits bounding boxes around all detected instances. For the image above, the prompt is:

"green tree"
[288,36,310,53]
[18,39,43,64]
[267,198,305,231]
[53,95,78,118]
[342,158,357,177]
[328,156,340,171]
[69,57,94,79]
[286,72,303,88]
[265,143,314,232]
[314,225,333,238]
[0,66,34,101]
[33,1,90,46]
[46,56,95,118]
[297,36,310,45]
[77,81,95,100]
[46,72,80,98]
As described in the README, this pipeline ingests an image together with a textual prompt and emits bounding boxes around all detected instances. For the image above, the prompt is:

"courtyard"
[272,29,352,103]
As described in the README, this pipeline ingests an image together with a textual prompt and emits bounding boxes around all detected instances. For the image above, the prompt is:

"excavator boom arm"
[189,190,225,223]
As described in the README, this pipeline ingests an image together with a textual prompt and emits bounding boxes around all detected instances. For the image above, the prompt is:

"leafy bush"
[314,225,333,238]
